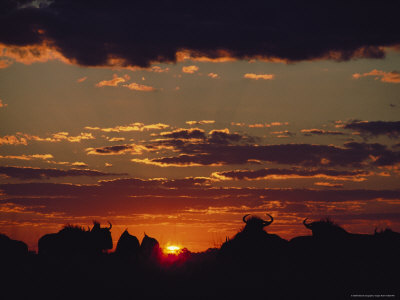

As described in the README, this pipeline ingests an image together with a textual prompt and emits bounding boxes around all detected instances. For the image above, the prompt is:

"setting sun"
[165,245,181,255]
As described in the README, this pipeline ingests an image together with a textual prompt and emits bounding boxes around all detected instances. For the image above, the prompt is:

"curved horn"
[108,221,112,230]
[263,214,274,226]
[303,218,312,229]
[243,214,250,224]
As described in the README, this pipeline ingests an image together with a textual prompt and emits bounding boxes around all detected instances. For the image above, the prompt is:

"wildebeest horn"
[263,214,273,226]
[243,214,250,223]
[303,218,312,229]
[108,221,112,230]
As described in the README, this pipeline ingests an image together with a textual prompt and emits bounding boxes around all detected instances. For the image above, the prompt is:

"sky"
[1,0,400,252]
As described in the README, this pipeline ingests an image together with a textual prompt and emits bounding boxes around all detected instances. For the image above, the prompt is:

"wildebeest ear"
[92,221,100,230]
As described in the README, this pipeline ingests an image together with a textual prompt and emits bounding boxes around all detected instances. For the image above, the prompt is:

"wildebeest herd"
[1,214,399,300]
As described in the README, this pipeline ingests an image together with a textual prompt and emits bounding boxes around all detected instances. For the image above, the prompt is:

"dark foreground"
[1,217,399,300]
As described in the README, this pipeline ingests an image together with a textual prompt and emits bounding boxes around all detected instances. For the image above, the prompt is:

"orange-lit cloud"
[0,99,8,108]
[0,154,54,161]
[176,50,236,63]
[77,76,87,83]
[233,122,289,128]
[212,168,370,182]
[182,65,199,74]
[0,135,28,145]
[0,43,70,65]
[301,129,345,136]
[314,182,344,188]
[86,144,148,155]
[208,73,219,79]
[123,82,155,91]
[85,122,169,132]
[96,74,128,87]
[352,69,400,83]
[186,120,215,126]
[244,73,275,80]
[0,59,12,69]
[108,137,126,142]
[151,66,169,73]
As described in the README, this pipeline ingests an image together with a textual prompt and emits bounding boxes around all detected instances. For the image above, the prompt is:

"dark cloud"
[344,121,400,139]
[160,129,206,140]
[0,166,126,180]
[1,1,399,67]
[213,167,370,180]
[140,141,400,167]
[1,178,399,215]
[85,144,145,155]
[301,129,345,136]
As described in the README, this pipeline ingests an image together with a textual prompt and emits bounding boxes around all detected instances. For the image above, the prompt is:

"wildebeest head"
[115,229,140,256]
[90,221,113,251]
[141,233,161,260]
[242,213,274,233]
[303,218,348,239]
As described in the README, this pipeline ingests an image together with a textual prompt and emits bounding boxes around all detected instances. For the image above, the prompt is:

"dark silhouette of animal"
[38,221,113,257]
[140,233,161,262]
[219,213,288,268]
[0,233,28,259]
[115,229,140,259]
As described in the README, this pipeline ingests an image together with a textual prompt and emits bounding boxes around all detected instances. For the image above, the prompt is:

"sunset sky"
[1,0,400,252]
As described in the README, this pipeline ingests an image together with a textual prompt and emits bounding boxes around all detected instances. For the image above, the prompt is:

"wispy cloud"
[123,82,155,91]
[301,129,345,136]
[344,120,400,139]
[0,59,12,69]
[86,144,148,155]
[182,65,199,74]
[0,166,126,180]
[244,73,275,80]
[77,76,87,83]
[186,120,215,126]
[352,69,400,83]
[85,122,169,132]
[0,154,53,161]
[0,99,8,108]
[207,73,219,79]
[95,74,129,87]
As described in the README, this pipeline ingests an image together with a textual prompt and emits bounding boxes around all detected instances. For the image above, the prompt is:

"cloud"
[160,128,206,140]
[123,82,155,91]
[0,154,53,161]
[1,178,399,216]
[0,166,126,180]
[301,129,345,136]
[77,76,87,83]
[86,144,148,155]
[353,70,400,83]
[108,137,125,142]
[150,66,169,73]
[212,168,371,181]
[207,73,219,79]
[95,74,127,87]
[137,139,400,167]
[244,73,275,80]
[182,65,199,74]
[85,122,169,132]
[186,120,215,126]
[0,135,28,145]
[314,182,344,188]
[0,59,12,69]
[232,122,289,128]
[1,2,400,68]
[344,121,400,139]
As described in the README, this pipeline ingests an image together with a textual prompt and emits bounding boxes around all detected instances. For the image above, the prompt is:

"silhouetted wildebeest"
[140,233,162,262]
[219,213,288,269]
[38,221,113,257]
[115,229,140,259]
[0,233,28,259]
